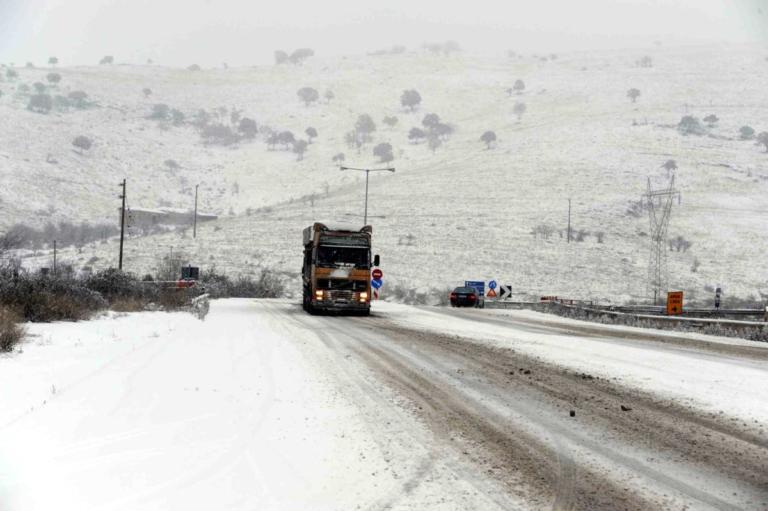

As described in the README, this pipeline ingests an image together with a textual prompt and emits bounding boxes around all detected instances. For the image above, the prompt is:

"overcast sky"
[1,0,766,66]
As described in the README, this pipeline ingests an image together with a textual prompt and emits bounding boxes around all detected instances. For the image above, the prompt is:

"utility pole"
[53,240,57,275]
[193,184,199,238]
[644,175,681,304]
[339,165,395,224]
[118,179,126,270]
[567,198,572,243]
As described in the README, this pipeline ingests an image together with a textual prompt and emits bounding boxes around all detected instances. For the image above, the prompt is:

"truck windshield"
[316,246,370,268]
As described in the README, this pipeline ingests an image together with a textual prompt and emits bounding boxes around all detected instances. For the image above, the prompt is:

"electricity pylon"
[644,175,681,304]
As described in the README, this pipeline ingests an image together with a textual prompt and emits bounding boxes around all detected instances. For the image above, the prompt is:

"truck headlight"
[315,290,324,299]
[359,292,368,301]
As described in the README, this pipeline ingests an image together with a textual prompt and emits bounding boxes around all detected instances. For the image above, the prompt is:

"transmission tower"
[643,175,681,304]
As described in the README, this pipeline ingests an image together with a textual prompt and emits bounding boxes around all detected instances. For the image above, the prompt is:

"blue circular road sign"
[371,278,383,289]
[488,280,497,290]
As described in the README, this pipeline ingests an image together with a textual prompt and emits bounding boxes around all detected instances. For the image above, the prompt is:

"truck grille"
[327,290,354,301]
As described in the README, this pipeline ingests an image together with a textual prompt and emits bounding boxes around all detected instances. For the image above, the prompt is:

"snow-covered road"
[1,299,767,510]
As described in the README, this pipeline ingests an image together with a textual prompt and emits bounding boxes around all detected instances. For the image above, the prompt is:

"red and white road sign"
[372,268,383,280]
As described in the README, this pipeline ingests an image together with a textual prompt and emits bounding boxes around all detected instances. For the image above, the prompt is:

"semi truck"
[302,222,379,315]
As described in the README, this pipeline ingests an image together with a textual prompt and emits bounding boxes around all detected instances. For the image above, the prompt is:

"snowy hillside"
[3,44,768,302]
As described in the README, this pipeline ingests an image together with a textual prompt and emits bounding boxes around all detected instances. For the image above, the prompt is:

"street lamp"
[339,165,395,225]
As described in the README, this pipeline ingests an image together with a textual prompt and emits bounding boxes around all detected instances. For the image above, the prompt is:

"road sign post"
[666,291,684,315]
[499,285,512,301]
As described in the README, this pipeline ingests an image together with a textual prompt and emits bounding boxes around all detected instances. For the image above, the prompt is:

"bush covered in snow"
[201,267,284,298]
[0,306,25,352]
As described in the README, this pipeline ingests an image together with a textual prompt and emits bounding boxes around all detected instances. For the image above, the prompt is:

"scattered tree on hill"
[33,82,46,94]
[345,130,363,151]
[739,125,755,140]
[661,159,677,176]
[293,140,308,160]
[17,84,30,94]
[669,235,692,252]
[25,62,34,68]
[627,88,640,103]
[383,116,398,128]
[513,79,525,94]
[324,90,334,103]
[142,88,152,98]
[187,64,201,71]
[636,56,653,68]
[427,134,442,153]
[266,132,280,150]
[238,117,258,138]
[702,114,718,127]
[278,131,295,149]
[274,50,289,65]
[46,72,61,84]
[297,87,319,106]
[513,101,527,121]
[27,94,52,113]
[480,130,497,149]
[422,113,440,129]
[305,126,317,143]
[48,57,58,66]
[149,103,170,120]
[164,159,180,170]
[289,48,315,65]
[354,114,376,142]
[99,55,114,65]
[373,142,394,163]
[757,132,768,152]
[201,124,238,146]
[408,127,426,143]
[5,69,18,80]
[400,89,422,111]
[72,135,93,154]
[432,123,454,140]
[170,109,185,126]
[68,90,89,109]
[678,115,705,135]
[230,109,242,126]
[332,152,345,164]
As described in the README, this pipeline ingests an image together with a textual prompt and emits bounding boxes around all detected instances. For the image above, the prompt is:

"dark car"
[450,286,479,307]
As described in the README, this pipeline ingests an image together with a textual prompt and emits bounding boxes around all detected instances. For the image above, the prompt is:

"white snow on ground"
[0,300,401,511]
[378,302,768,427]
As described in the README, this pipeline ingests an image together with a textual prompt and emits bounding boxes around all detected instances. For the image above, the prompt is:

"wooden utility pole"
[53,240,57,275]
[118,179,126,270]
[567,198,572,243]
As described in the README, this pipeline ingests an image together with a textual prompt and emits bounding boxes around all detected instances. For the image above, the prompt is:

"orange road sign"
[666,291,684,315]
[487,288,497,298]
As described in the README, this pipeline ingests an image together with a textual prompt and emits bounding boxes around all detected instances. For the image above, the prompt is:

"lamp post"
[339,165,395,225]
[193,184,199,238]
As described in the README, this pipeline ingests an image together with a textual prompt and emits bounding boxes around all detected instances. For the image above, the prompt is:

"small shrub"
[48,57,58,66]
[46,72,61,84]
[627,88,640,103]
[422,113,440,129]
[72,135,93,154]
[513,79,525,94]
[332,152,345,163]
[149,103,170,120]
[678,116,705,136]
[324,90,334,103]
[27,94,52,113]
[703,114,718,126]
[305,126,317,143]
[33,82,46,94]
[274,50,289,64]
[757,132,768,152]
[201,123,238,146]
[239,117,258,138]
[99,56,114,65]
[288,48,314,65]
[67,90,90,109]
[408,127,426,143]
[355,114,376,141]
[142,87,152,98]
[739,125,755,140]
[187,64,201,71]
[0,306,25,352]
[293,139,308,160]
[383,116,398,127]
[513,102,527,120]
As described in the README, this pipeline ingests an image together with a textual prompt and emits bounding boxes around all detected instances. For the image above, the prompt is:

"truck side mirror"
[373,254,380,267]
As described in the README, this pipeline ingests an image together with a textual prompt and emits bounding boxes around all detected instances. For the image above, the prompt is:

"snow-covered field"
[3,44,768,302]
[1,299,767,509]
